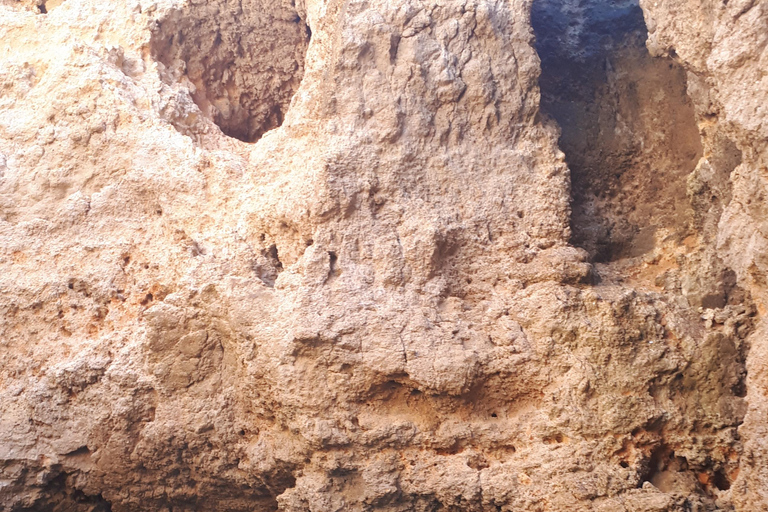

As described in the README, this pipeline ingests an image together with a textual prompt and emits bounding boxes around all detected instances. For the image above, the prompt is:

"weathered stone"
[0,0,765,510]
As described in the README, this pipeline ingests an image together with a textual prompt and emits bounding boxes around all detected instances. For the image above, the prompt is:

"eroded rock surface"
[0,0,765,511]
[637,1,768,510]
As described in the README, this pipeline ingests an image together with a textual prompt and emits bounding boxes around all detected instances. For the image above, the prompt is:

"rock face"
[0,0,765,511]
[636,2,768,510]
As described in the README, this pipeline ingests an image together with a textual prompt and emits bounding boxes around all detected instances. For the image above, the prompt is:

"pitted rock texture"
[0,0,765,511]
[637,1,768,510]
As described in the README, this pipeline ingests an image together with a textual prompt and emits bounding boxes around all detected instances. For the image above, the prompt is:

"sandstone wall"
[0,0,765,511]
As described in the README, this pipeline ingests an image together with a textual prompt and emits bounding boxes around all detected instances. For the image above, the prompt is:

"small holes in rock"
[150,0,310,143]
[141,293,154,306]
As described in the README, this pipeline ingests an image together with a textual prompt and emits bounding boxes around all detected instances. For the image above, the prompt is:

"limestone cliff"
[0,0,765,511]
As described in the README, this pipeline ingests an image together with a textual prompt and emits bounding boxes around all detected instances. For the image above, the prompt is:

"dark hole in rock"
[255,244,284,287]
[532,0,703,262]
[328,251,338,278]
[63,445,91,457]
[713,469,731,491]
[150,0,310,143]
[733,374,748,398]
[639,445,671,487]
[36,0,64,14]
[31,471,113,512]
[268,245,283,271]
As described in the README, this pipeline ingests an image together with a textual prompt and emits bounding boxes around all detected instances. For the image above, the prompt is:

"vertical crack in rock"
[532,0,702,262]
[150,0,310,143]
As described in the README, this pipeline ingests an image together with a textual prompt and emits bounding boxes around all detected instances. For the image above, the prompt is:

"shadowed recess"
[532,0,702,262]
[150,0,310,143]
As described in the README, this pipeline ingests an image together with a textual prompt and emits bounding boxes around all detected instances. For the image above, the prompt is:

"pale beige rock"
[0,0,764,511]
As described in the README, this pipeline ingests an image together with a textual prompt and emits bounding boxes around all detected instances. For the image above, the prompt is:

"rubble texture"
[0,0,765,511]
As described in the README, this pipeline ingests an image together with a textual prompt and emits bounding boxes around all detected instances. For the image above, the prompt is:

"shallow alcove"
[531,0,703,262]
[150,0,310,143]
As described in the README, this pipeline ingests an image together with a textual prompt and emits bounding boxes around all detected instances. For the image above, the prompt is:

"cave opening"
[531,0,703,263]
[150,0,311,143]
